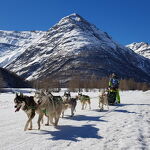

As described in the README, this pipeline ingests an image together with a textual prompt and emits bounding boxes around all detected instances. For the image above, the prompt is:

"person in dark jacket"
[109,73,120,103]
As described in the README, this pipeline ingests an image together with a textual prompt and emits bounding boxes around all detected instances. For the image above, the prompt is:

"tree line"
[0,68,149,91]
[0,67,31,88]
[31,75,150,91]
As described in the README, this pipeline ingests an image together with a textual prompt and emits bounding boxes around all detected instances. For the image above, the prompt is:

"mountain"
[126,42,150,59]
[0,67,30,88]
[0,30,45,67]
[5,13,150,83]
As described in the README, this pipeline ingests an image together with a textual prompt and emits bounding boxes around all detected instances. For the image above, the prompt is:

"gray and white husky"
[14,93,44,131]
[62,91,77,118]
[34,89,63,127]
[77,93,91,110]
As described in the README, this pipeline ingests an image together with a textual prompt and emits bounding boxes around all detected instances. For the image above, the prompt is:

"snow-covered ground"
[0,89,150,150]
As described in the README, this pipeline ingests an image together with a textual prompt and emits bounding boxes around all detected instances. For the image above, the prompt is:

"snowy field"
[0,89,150,150]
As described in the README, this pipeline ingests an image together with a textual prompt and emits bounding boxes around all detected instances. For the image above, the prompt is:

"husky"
[77,93,91,110]
[34,90,63,127]
[14,93,44,131]
[99,89,109,111]
[62,91,77,118]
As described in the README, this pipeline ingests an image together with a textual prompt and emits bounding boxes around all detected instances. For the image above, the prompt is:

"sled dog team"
[14,89,108,131]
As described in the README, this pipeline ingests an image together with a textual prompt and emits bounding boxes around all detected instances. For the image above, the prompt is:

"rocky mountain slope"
[126,42,150,59]
[0,30,45,67]
[5,13,150,83]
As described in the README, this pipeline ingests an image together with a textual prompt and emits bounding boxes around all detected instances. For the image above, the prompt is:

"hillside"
[0,30,45,67]
[0,67,30,88]
[4,14,150,83]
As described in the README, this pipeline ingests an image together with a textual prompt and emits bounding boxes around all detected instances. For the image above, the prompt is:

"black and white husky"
[14,93,44,131]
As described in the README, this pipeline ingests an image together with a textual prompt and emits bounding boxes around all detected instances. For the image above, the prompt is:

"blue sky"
[0,0,150,45]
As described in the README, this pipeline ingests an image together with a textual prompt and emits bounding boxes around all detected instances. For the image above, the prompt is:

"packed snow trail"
[0,90,149,150]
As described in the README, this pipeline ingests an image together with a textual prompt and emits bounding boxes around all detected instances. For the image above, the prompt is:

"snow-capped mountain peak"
[126,42,150,59]
[59,13,83,23]
[48,13,116,53]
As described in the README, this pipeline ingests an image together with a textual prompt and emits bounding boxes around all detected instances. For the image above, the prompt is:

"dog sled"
[107,89,117,105]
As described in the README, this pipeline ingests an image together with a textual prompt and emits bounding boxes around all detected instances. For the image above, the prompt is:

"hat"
[112,73,117,78]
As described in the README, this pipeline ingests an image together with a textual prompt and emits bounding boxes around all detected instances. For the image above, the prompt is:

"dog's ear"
[78,92,82,95]
[41,90,45,95]
[44,89,48,95]
[16,93,18,97]
[20,93,24,98]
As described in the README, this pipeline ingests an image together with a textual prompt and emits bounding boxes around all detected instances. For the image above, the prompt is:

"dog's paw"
[54,124,58,127]
[45,123,49,126]
[100,108,104,111]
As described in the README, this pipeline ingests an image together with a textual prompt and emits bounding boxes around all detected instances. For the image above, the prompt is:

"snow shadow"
[39,124,102,141]
[114,109,136,114]
[64,115,107,122]
[91,109,109,112]
[117,103,150,107]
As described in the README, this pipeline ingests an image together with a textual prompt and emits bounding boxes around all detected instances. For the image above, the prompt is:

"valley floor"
[0,89,150,150]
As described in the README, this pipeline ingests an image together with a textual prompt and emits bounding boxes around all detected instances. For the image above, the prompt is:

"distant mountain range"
[0,13,150,84]
[126,42,150,59]
[0,30,45,67]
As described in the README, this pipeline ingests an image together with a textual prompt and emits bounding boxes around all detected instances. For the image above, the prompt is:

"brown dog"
[99,89,109,111]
